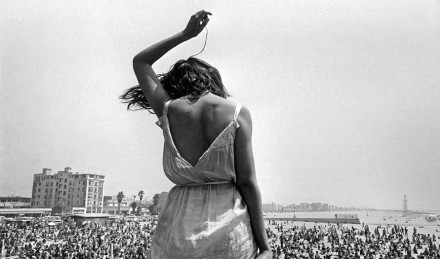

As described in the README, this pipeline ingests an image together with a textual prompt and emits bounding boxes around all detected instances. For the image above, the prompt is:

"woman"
[121,10,271,259]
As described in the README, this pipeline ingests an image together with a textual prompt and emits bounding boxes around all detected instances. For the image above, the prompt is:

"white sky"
[1,0,439,210]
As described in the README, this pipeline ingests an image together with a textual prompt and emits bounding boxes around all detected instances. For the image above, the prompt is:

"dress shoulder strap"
[155,100,172,127]
[163,99,172,117]
[233,103,241,128]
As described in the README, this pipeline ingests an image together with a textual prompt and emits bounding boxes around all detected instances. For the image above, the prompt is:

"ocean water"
[266,210,440,236]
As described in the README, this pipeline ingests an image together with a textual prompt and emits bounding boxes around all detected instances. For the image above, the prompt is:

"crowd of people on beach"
[0,218,156,259]
[266,220,440,259]
[1,217,439,259]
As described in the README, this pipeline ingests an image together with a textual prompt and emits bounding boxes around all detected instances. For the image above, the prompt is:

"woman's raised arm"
[133,10,211,117]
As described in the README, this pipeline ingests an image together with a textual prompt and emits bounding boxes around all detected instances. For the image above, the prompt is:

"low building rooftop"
[71,213,112,218]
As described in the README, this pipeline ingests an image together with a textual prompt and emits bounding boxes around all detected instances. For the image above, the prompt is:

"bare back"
[166,93,238,167]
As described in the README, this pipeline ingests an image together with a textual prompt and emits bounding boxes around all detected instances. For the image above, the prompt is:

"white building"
[102,194,135,215]
[262,202,280,213]
[31,167,105,214]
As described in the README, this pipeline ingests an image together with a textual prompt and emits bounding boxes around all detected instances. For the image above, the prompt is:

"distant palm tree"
[138,190,144,203]
[138,190,145,215]
[130,201,137,214]
[117,191,124,215]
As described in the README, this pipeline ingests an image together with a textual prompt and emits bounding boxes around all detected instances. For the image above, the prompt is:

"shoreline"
[264,210,440,236]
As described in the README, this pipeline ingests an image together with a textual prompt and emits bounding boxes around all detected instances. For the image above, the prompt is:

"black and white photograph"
[1,1,439,258]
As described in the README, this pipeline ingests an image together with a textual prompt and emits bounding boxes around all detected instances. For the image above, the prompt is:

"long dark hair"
[120,57,230,113]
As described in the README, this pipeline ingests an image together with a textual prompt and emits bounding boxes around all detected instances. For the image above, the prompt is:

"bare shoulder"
[236,105,252,132]
[237,104,251,119]
[200,94,237,119]
[202,93,236,107]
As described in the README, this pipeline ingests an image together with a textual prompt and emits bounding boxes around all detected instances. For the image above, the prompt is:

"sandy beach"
[265,210,440,236]
[263,210,440,258]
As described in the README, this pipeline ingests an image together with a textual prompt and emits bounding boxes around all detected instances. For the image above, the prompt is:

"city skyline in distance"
[0,166,434,213]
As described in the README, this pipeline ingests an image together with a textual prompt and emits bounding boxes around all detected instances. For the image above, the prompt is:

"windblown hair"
[120,57,230,113]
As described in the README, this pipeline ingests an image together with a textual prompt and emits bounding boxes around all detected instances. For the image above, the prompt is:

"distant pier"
[265,215,361,224]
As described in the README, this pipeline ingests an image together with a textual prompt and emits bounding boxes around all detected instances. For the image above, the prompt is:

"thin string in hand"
[191,27,208,58]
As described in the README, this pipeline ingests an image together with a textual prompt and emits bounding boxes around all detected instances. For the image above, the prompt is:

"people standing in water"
[121,10,272,259]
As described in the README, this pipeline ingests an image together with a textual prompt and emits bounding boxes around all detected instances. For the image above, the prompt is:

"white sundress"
[148,100,258,259]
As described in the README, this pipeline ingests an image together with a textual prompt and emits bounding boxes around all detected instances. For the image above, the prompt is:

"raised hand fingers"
[195,10,212,21]
[199,10,212,16]
[200,12,211,27]
[184,10,211,38]
[201,16,210,27]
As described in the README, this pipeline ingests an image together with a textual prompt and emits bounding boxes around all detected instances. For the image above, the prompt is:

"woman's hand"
[182,10,212,39]
[256,250,273,259]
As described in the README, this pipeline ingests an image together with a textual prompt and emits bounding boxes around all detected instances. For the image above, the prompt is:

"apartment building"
[31,167,105,214]
[262,202,280,213]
